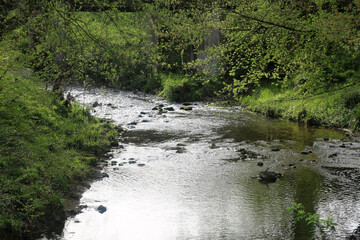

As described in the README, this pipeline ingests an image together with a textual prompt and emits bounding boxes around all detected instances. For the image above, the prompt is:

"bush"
[159,72,222,102]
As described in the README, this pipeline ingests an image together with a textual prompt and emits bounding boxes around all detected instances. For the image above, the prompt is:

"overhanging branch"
[231,10,314,33]
[273,80,360,102]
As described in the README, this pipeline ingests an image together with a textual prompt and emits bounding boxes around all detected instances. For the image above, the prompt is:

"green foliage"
[289,203,337,232]
[0,49,118,236]
[343,90,360,109]
[159,73,201,101]
[27,9,159,90]
[2,0,360,102]
[159,72,221,102]
[239,82,360,129]
[219,0,360,99]
[1,0,360,236]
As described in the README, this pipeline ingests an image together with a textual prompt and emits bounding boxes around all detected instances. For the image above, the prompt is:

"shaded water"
[48,88,360,239]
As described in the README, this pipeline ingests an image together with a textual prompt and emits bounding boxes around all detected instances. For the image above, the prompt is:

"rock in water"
[180,106,193,111]
[258,168,281,183]
[92,101,99,107]
[164,107,175,111]
[97,205,107,214]
[177,142,189,147]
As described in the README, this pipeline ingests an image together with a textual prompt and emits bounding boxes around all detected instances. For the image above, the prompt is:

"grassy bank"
[237,83,360,131]
[0,53,119,238]
[158,72,222,102]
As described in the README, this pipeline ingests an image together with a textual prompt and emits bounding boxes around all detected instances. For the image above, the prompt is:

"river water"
[49,88,360,239]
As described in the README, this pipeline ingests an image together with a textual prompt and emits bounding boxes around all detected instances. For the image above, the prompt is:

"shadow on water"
[237,164,326,239]
[292,167,324,240]
[218,114,345,151]
[121,130,182,145]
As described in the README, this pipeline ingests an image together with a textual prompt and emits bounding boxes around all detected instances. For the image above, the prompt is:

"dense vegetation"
[0,0,359,237]
[3,0,357,128]
[0,26,118,238]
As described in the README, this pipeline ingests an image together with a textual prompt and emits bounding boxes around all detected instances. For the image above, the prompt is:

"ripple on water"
[54,87,360,240]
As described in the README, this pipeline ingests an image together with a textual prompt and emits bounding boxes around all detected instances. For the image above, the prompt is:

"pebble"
[177,142,189,146]
[92,101,99,107]
[164,107,175,111]
[301,151,312,155]
[97,205,107,214]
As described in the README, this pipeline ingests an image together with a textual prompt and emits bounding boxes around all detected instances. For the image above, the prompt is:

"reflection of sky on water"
[56,88,359,240]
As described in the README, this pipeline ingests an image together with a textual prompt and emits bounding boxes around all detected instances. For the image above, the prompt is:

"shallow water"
[45,88,360,239]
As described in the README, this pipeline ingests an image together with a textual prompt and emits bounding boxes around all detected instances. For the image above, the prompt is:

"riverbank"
[154,73,360,133]
[234,82,360,133]
[0,71,120,239]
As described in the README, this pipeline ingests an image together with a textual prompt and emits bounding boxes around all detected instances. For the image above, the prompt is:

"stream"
[46,88,360,239]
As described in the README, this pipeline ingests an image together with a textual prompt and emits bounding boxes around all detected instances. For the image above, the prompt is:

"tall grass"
[0,50,118,237]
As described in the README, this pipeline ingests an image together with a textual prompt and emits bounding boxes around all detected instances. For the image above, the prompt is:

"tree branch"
[53,8,114,56]
[231,10,314,33]
[0,68,9,81]
[273,80,360,102]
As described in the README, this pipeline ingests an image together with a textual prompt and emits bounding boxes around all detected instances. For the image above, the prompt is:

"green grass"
[0,50,118,237]
[238,82,360,130]
[159,73,200,101]
[158,72,221,102]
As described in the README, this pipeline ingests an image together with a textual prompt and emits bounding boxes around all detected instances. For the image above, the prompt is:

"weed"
[288,202,337,232]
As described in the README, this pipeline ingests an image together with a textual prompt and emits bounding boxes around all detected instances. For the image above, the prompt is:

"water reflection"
[52,88,360,240]
[219,114,345,148]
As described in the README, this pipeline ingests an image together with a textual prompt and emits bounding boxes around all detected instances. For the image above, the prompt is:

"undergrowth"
[159,72,221,102]
[0,49,118,238]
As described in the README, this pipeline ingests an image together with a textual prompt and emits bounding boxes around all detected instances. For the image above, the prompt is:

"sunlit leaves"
[289,202,337,231]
